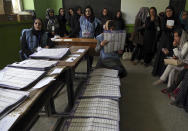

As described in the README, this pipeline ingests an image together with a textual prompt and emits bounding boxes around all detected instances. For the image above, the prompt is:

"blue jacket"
[79,16,101,38]
[20,28,49,59]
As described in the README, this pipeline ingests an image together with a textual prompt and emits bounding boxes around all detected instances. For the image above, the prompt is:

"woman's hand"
[173,41,178,47]
[173,55,178,59]
[162,48,169,55]
[100,40,109,46]
[118,50,123,54]
[166,25,173,29]
[45,46,49,48]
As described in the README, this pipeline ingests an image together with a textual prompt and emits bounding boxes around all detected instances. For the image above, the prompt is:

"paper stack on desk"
[88,76,120,86]
[82,84,121,99]
[74,98,119,121]
[64,118,119,131]
[30,48,70,60]
[8,59,58,71]
[0,88,29,120]
[0,67,45,89]
[104,30,126,53]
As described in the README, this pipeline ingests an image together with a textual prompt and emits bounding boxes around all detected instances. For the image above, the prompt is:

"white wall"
[121,0,169,24]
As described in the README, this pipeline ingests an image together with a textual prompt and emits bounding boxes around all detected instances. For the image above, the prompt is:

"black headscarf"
[84,6,95,23]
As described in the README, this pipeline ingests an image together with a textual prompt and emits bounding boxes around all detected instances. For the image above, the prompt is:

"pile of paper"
[8,59,58,71]
[0,88,29,120]
[64,118,119,131]
[30,48,70,60]
[0,67,45,89]
[88,76,120,86]
[104,30,126,53]
[90,68,119,77]
[73,98,119,121]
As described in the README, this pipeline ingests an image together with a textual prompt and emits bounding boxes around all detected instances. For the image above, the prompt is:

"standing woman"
[20,18,52,60]
[80,6,101,38]
[67,8,80,37]
[114,10,125,30]
[45,8,59,38]
[99,8,111,27]
[57,8,67,37]
[152,6,180,76]
[131,7,149,64]
[143,7,160,66]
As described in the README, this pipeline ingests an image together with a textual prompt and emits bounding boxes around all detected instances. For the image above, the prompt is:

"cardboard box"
[0,14,17,22]
[17,14,33,22]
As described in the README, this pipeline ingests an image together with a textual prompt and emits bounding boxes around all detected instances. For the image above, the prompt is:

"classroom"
[0,0,188,131]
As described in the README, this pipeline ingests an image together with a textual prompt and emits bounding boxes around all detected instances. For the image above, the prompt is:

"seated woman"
[95,20,127,78]
[153,30,188,88]
[179,11,188,32]
[20,18,52,60]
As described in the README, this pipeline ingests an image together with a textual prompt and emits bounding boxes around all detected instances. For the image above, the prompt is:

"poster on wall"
[0,0,5,14]
[121,0,169,24]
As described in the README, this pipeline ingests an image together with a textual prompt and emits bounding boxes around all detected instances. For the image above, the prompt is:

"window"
[11,0,22,13]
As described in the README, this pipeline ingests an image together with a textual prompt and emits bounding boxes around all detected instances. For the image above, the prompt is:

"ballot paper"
[0,67,45,89]
[166,20,175,26]
[50,68,64,75]
[69,54,80,57]
[76,49,85,53]
[104,30,126,53]
[90,68,119,77]
[64,118,119,131]
[32,77,55,89]
[88,76,120,86]
[0,88,29,120]
[63,39,73,42]
[8,59,58,71]
[74,98,119,121]
[82,84,121,99]
[30,48,70,60]
[66,57,77,62]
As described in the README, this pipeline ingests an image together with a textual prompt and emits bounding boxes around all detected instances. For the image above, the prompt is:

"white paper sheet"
[76,49,85,53]
[32,77,55,89]
[50,68,64,75]
[63,39,72,42]
[66,57,77,62]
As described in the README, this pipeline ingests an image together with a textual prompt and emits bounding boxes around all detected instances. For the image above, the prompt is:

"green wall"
[0,22,32,69]
[186,0,188,11]
[22,0,35,10]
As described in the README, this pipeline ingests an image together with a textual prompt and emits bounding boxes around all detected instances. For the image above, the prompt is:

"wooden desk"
[0,46,90,130]
[55,38,97,48]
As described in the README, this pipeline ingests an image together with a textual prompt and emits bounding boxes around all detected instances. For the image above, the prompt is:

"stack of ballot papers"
[0,88,29,120]
[82,84,121,99]
[0,67,45,89]
[63,118,119,131]
[8,59,58,71]
[73,98,119,121]
[104,30,126,53]
[90,68,118,77]
[30,48,70,60]
[88,76,120,86]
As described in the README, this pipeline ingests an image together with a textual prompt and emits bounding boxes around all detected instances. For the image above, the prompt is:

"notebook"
[8,59,58,71]
[30,48,70,60]
[0,67,45,89]
[0,88,29,120]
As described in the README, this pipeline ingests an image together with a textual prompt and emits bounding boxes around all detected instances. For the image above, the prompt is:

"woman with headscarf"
[57,8,68,37]
[131,7,149,64]
[99,8,112,27]
[45,8,59,38]
[67,8,80,37]
[153,29,188,90]
[114,10,125,30]
[20,18,52,60]
[152,6,180,76]
[179,11,188,32]
[79,6,101,38]
[143,7,160,66]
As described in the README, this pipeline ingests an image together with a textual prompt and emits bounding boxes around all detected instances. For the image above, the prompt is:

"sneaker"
[153,79,163,86]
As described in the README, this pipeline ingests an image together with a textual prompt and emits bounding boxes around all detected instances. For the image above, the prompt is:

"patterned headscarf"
[135,7,149,23]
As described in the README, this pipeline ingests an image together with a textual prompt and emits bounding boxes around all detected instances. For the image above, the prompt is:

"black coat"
[57,15,67,36]
[143,17,160,54]
[152,16,179,76]
[114,18,125,30]
[67,14,80,37]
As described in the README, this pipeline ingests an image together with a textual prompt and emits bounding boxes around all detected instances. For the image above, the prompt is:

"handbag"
[164,59,183,66]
